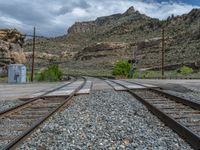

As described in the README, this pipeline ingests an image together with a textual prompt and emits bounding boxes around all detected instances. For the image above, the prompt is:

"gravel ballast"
[163,89,200,104]
[0,99,22,112]
[17,90,192,149]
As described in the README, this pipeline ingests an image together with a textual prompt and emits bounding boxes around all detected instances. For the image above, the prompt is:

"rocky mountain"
[0,29,26,70]
[24,6,200,70]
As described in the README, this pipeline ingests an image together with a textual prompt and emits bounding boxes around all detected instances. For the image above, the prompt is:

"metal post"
[31,27,36,82]
[135,46,141,79]
[161,27,165,78]
[129,46,137,78]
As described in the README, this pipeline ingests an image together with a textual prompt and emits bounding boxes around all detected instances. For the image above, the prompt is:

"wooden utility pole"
[161,27,165,78]
[31,27,36,82]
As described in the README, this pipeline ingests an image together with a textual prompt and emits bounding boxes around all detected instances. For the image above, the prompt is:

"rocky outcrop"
[0,29,25,46]
[24,6,200,70]
[123,6,136,15]
[0,29,26,68]
[61,51,76,59]
[25,52,59,61]
[67,7,200,69]
[75,42,129,61]
[67,22,96,34]
[67,6,145,35]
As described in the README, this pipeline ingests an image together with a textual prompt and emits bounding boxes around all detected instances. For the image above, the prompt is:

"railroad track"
[0,76,77,116]
[0,77,86,150]
[108,79,200,149]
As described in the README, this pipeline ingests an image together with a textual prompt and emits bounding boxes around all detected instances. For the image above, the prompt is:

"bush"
[37,65,63,81]
[179,66,193,76]
[112,60,131,78]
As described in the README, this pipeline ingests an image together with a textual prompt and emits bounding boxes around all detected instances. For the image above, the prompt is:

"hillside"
[24,6,200,71]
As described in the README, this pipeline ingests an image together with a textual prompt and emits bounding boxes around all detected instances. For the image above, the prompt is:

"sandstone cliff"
[0,29,26,69]
[23,6,200,70]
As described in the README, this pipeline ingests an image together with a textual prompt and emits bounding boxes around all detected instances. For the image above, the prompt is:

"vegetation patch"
[112,60,131,78]
[37,65,63,81]
[178,66,193,76]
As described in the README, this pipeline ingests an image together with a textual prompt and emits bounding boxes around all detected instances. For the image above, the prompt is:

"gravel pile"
[18,90,192,149]
[0,99,22,112]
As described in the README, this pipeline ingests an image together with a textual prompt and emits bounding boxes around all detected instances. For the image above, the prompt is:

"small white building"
[8,64,26,83]
[0,67,3,75]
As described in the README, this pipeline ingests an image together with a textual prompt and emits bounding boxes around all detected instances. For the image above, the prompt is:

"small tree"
[112,60,131,78]
[179,66,193,76]
[37,65,63,81]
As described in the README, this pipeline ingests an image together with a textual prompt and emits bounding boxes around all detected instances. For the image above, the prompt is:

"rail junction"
[0,76,199,149]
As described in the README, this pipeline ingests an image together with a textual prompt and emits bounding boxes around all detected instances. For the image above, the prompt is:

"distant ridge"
[24,6,200,70]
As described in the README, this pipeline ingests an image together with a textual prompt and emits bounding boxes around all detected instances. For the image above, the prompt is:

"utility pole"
[31,27,36,82]
[161,27,165,78]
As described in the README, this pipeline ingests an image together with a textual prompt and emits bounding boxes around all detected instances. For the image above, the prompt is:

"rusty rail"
[124,80,200,110]
[0,76,77,116]
[108,79,200,149]
[1,76,86,150]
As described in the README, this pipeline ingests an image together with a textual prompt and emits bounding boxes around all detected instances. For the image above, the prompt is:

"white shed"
[8,64,26,83]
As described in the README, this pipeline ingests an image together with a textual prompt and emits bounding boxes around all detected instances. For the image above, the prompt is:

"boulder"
[0,29,26,69]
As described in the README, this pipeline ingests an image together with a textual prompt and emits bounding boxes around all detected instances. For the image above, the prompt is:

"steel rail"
[1,76,86,150]
[123,80,200,111]
[108,79,200,150]
[0,76,77,116]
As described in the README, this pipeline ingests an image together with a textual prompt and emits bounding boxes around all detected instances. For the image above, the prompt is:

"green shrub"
[112,60,131,78]
[37,65,63,81]
[179,66,193,76]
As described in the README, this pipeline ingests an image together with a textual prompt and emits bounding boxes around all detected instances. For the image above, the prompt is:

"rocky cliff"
[67,6,200,69]
[68,22,96,34]
[23,6,200,70]
[0,29,26,69]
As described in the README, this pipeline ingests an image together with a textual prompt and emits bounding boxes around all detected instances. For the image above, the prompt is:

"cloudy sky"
[0,0,199,37]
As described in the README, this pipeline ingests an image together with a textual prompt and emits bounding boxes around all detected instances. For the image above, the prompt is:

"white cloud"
[0,16,23,27]
[0,0,199,36]
[71,8,89,17]
[134,1,198,19]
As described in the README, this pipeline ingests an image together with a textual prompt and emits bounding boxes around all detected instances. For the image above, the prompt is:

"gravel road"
[17,90,192,150]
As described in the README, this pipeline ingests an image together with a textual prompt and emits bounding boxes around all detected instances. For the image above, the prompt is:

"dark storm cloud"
[0,0,199,36]
[57,1,90,15]
[0,1,52,25]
